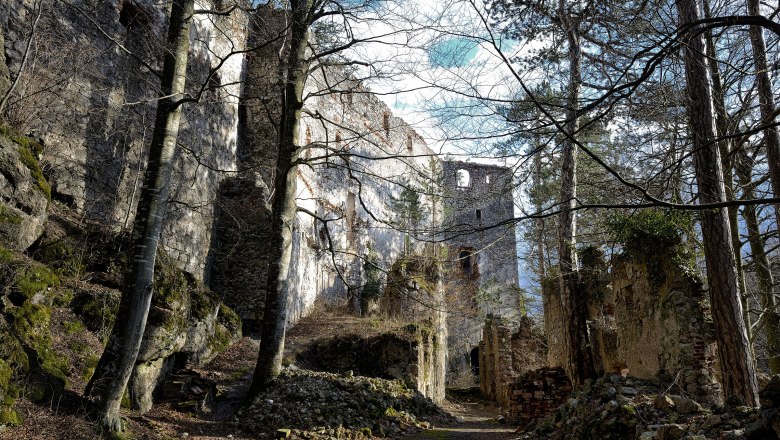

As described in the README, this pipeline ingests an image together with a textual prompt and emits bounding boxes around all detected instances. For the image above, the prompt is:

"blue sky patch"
[429,37,479,68]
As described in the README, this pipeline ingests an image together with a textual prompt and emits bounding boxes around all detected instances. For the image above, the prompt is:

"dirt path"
[410,398,517,440]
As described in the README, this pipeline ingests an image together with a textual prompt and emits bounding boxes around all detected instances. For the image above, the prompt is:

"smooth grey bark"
[736,149,780,373]
[747,0,780,230]
[84,0,194,431]
[250,0,311,396]
[556,0,595,387]
[676,0,758,406]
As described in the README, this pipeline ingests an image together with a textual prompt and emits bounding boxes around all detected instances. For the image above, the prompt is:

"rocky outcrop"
[0,24,10,98]
[129,253,242,413]
[0,132,48,251]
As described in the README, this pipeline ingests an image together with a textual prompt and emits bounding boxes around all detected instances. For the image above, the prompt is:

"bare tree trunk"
[83,0,193,431]
[747,0,780,230]
[556,0,595,387]
[703,0,749,333]
[249,0,310,396]
[534,141,546,280]
[676,0,758,406]
[736,149,780,373]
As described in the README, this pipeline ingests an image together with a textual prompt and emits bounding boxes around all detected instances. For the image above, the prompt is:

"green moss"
[121,388,131,409]
[0,245,13,264]
[53,288,74,307]
[15,263,60,300]
[8,302,69,387]
[217,303,241,333]
[208,304,242,354]
[0,326,29,374]
[16,143,51,201]
[0,204,22,225]
[63,320,86,335]
[0,405,22,426]
[0,360,11,390]
[36,240,85,277]
[81,354,99,382]
[74,292,119,340]
[190,287,218,321]
[153,252,190,308]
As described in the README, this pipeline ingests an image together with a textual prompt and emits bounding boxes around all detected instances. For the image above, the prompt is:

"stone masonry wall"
[479,316,544,407]
[542,246,720,403]
[1,0,248,279]
[611,252,720,403]
[442,161,520,376]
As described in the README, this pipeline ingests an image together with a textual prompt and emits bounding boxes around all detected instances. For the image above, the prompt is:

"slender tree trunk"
[84,0,194,431]
[736,149,780,373]
[556,0,595,386]
[703,0,749,333]
[249,0,310,396]
[747,0,780,230]
[534,144,546,281]
[676,0,758,406]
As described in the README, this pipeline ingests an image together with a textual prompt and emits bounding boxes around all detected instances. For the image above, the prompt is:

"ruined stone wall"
[1,0,249,279]
[542,245,720,402]
[294,323,446,403]
[611,252,720,402]
[218,5,442,326]
[479,316,544,406]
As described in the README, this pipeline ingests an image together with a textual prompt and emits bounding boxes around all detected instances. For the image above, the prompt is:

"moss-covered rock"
[0,131,49,251]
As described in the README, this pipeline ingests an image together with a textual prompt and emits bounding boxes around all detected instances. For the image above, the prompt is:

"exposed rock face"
[1,0,248,279]
[0,24,10,97]
[0,134,48,251]
[129,255,242,412]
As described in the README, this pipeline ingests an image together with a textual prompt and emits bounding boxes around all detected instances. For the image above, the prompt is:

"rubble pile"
[516,374,780,440]
[240,369,451,439]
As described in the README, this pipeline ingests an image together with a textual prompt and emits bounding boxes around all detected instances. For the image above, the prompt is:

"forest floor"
[409,394,516,440]
[2,307,516,440]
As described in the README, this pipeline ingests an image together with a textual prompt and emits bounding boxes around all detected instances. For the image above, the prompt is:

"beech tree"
[249,0,311,394]
[84,0,195,431]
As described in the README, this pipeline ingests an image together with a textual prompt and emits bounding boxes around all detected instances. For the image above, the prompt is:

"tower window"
[458,247,477,276]
[456,169,470,188]
[476,209,482,222]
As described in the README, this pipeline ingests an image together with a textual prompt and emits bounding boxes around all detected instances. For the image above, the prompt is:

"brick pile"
[509,367,572,424]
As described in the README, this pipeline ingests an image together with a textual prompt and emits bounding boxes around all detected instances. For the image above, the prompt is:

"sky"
[338,0,531,162]
[329,0,543,296]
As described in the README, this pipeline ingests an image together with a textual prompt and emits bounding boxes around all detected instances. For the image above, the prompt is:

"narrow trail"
[411,396,517,440]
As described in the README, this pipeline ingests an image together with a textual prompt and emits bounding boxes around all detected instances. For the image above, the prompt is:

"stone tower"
[441,161,521,376]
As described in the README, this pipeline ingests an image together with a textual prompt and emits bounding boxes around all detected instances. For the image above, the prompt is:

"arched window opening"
[458,247,477,276]
[456,169,470,188]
